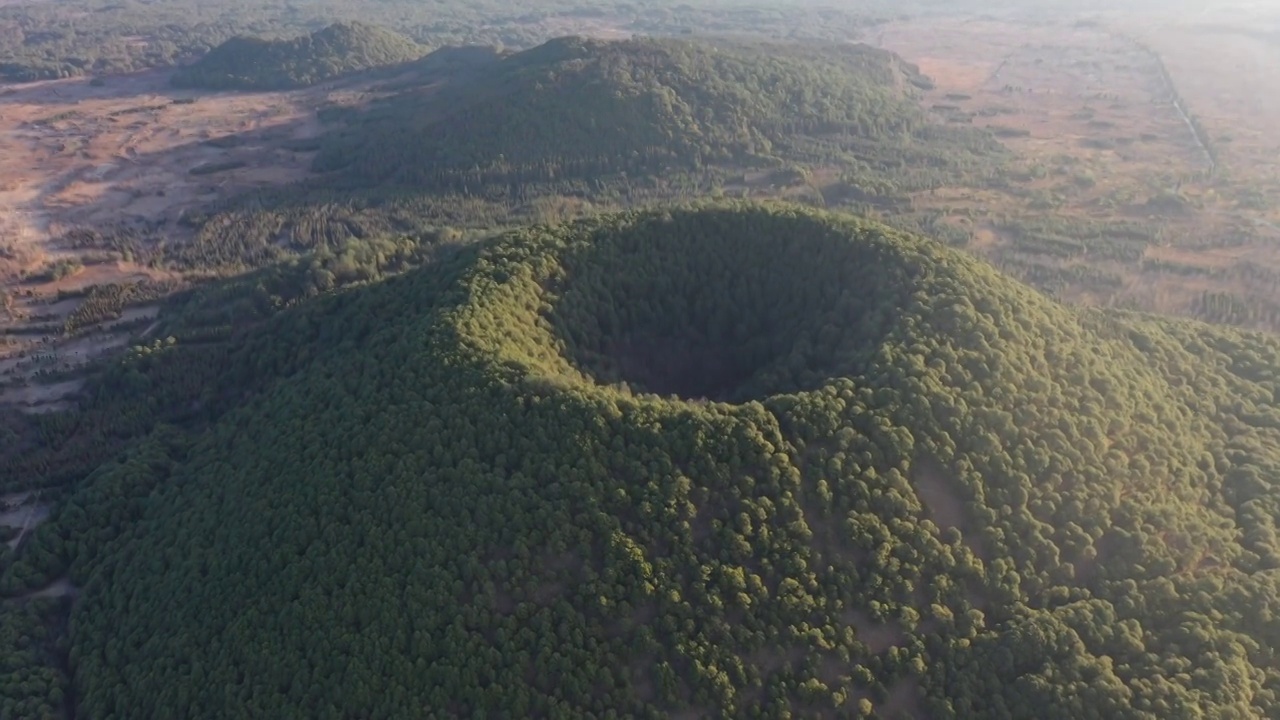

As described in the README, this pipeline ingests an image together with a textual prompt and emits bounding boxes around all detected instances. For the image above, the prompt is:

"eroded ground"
[0,70,329,263]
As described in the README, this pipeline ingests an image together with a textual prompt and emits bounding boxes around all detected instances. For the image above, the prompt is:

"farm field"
[868,11,1280,329]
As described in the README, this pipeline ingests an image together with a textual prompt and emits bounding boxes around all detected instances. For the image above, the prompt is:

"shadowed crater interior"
[549,207,919,403]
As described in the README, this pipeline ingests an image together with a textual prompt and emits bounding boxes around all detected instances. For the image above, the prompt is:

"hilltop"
[158,35,1005,278]
[5,204,1280,718]
[170,22,426,91]
[313,36,1001,192]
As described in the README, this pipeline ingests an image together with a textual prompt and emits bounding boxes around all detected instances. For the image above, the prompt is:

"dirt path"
[0,491,50,550]
[912,459,990,562]
[1108,31,1216,175]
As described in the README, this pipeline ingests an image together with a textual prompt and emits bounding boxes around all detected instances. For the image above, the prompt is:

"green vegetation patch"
[314,36,1001,191]
[171,35,1005,275]
[6,203,1273,718]
[170,21,426,91]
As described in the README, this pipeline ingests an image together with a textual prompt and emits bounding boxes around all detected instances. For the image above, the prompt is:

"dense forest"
[86,35,1009,278]
[4,204,1280,717]
[2,0,1279,713]
[170,22,426,90]
[0,0,902,82]
[313,36,1004,192]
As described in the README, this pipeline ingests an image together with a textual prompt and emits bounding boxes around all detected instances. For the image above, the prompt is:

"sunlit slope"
[66,204,1280,718]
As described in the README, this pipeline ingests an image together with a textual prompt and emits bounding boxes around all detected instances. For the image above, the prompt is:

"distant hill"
[171,22,426,91]
[407,44,508,75]
[9,203,1280,718]
[313,36,1002,191]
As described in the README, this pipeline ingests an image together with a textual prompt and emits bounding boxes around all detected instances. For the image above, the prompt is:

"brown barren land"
[864,12,1280,332]
[0,69,366,411]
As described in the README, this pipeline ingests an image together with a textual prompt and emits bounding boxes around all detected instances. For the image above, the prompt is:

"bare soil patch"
[0,275,158,411]
[912,463,967,532]
[0,68,400,397]
[841,608,906,654]
[881,675,926,719]
[911,459,989,562]
[874,19,1204,195]
[0,69,324,264]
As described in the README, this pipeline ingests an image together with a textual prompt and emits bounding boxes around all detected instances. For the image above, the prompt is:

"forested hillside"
[4,204,1280,718]
[170,22,425,90]
[0,0,899,82]
[313,36,1003,192]
[162,36,1004,276]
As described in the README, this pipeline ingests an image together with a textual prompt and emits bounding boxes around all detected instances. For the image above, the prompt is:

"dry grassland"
[868,12,1280,327]
[0,70,361,410]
